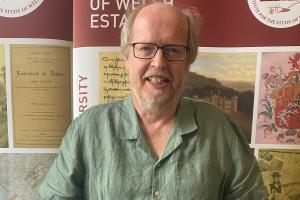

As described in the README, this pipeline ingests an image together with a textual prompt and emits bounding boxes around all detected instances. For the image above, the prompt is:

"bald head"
[120,1,201,64]
[131,3,188,46]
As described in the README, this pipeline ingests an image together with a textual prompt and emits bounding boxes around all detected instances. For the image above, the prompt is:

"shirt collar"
[120,95,141,139]
[119,95,198,139]
[174,97,198,136]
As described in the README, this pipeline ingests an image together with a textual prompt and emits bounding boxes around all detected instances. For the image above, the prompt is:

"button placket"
[154,190,160,199]
[152,166,160,199]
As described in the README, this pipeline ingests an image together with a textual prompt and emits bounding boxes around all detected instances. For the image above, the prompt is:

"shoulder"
[78,100,123,121]
[75,100,124,127]
[183,97,250,151]
[182,97,228,121]
[59,100,126,155]
[67,100,124,138]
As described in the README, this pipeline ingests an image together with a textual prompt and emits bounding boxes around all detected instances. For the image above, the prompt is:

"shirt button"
[154,191,160,196]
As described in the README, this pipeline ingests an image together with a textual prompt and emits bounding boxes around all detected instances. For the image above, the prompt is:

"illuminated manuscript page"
[11,45,71,148]
[99,52,130,104]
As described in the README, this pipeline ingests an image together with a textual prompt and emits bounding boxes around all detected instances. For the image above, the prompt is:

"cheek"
[127,60,149,77]
[171,65,188,81]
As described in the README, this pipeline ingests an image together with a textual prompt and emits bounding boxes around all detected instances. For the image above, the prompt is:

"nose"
[151,48,166,69]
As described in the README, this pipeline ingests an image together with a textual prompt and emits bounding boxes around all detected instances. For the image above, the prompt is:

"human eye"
[165,46,185,58]
[135,43,156,56]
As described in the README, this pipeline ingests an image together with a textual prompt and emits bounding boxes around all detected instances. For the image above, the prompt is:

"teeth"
[148,76,166,84]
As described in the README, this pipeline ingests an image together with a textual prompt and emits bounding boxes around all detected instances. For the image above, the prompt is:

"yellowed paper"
[99,52,130,104]
[258,149,300,199]
[0,44,8,147]
[11,45,71,148]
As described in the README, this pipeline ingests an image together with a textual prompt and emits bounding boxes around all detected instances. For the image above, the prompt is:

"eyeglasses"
[130,43,189,61]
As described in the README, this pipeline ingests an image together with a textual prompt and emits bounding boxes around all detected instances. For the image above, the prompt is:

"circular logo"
[0,0,44,18]
[248,0,300,28]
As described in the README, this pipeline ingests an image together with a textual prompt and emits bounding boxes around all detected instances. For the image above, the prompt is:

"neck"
[132,95,179,159]
[132,95,179,125]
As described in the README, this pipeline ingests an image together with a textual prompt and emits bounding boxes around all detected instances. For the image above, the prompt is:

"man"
[270,172,282,194]
[40,1,268,199]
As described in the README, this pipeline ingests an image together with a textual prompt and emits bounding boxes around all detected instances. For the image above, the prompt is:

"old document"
[258,149,300,200]
[99,52,130,103]
[11,45,71,148]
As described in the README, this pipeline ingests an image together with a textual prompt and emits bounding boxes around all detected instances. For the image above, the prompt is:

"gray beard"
[132,86,181,114]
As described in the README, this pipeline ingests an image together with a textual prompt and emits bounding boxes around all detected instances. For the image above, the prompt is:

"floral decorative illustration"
[257,53,300,144]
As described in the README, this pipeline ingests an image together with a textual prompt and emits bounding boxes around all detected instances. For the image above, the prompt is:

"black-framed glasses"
[130,43,189,61]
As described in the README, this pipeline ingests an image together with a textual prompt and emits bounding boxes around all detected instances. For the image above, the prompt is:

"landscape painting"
[183,52,257,143]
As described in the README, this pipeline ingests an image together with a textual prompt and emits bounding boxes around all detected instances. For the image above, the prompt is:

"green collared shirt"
[39,96,268,200]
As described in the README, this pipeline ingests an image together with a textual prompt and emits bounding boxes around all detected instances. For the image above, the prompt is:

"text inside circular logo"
[0,0,44,18]
[248,0,300,28]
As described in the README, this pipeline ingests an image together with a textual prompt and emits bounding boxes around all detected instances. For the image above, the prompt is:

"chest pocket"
[177,160,224,200]
[95,160,143,200]
[95,159,183,200]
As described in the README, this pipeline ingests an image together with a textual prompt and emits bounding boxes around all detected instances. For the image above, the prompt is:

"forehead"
[131,3,188,44]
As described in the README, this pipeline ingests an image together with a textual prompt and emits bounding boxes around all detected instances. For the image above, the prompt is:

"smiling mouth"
[146,76,169,84]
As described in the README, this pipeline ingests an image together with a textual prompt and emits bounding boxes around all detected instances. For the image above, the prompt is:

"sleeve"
[223,118,269,200]
[39,118,84,199]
